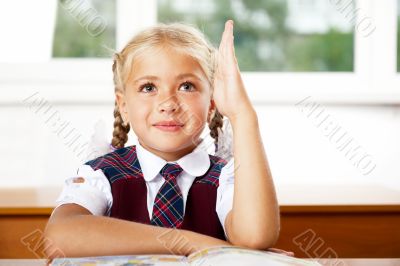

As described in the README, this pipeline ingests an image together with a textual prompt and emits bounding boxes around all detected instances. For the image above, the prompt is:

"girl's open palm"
[212,20,253,120]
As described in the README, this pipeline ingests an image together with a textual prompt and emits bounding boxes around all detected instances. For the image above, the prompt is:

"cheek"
[126,98,152,124]
[180,97,209,133]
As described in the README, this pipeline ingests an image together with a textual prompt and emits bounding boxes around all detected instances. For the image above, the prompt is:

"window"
[157,0,354,72]
[1,0,398,103]
[53,0,116,57]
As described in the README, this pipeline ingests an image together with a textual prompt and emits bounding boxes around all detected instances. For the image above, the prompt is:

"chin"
[137,126,203,152]
[146,137,197,153]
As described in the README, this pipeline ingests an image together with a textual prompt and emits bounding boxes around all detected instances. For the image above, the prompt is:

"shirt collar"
[135,138,211,182]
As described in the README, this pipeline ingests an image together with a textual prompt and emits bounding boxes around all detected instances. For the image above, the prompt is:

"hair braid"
[208,109,224,151]
[111,100,130,149]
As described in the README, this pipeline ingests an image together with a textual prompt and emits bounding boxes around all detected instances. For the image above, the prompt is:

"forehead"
[129,46,207,81]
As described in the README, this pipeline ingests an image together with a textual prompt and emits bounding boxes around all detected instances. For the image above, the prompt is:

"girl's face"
[116,46,215,161]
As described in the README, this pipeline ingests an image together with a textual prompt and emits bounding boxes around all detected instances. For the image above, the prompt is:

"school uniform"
[55,138,235,240]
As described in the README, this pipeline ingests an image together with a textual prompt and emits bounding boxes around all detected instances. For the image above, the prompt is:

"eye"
[179,81,196,92]
[139,82,156,93]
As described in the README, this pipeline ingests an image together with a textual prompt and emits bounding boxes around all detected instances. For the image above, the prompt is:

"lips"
[153,120,184,127]
[153,120,184,132]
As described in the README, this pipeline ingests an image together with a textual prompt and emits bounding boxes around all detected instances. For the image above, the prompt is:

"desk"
[1,185,399,258]
[0,259,399,266]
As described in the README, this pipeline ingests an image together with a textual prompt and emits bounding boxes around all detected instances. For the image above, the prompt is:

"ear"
[207,99,216,124]
[115,91,128,123]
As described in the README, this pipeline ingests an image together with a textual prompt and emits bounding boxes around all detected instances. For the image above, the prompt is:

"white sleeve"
[216,158,235,239]
[54,165,113,216]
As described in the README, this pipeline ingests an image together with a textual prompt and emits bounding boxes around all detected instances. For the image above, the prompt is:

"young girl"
[45,20,280,258]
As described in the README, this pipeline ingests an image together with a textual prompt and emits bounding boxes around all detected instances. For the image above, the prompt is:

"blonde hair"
[111,22,224,150]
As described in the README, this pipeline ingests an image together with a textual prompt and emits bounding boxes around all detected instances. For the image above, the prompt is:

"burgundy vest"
[85,145,228,240]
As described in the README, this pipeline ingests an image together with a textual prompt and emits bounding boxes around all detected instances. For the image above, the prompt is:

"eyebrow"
[133,73,202,84]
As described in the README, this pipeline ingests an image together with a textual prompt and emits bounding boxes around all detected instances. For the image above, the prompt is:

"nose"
[158,94,180,114]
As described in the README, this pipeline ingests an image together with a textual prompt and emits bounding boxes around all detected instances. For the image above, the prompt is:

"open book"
[50,246,321,266]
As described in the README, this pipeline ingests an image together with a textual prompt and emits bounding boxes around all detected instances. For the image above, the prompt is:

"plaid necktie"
[150,163,184,228]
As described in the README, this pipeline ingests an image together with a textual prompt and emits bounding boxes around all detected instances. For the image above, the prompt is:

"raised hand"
[212,20,254,121]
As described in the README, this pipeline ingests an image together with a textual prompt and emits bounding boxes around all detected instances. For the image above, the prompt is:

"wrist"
[155,228,193,256]
[165,229,204,256]
[228,107,258,128]
[178,230,201,256]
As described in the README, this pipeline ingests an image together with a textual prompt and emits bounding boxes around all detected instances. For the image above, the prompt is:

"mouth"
[153,121,184,132]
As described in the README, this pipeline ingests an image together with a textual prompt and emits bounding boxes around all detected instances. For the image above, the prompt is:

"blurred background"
[1,0,399,188]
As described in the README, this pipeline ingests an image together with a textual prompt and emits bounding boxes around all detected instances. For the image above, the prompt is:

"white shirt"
[55,140,235,234]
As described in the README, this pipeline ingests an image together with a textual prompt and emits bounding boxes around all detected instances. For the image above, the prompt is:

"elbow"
[242,231,279,250]
[230,224,280,250]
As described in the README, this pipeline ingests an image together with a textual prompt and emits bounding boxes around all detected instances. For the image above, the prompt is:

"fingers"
[219,20,230,52]
[226,21,236,63]
[219,20,233,54]
[218,20,236,69]
[267,248,295,257]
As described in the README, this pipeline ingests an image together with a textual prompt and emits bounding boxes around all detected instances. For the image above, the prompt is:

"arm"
[212,20,280,249]
[44,203,230,259]
[225,110,280,249]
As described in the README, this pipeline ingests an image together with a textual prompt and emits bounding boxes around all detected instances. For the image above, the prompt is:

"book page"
[50,254,188,266]
[187,246,321,266]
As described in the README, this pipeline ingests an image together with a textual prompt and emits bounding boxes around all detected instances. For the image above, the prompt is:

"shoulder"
[208,154,228,170]
[85,145,137,171]
[208,154,234,176]
[196,154,231,187]
[219,157,234,182]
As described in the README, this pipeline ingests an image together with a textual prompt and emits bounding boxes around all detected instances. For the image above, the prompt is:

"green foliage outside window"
[158,0,354,72]
[52,0,355,72]
[53,0,116,57]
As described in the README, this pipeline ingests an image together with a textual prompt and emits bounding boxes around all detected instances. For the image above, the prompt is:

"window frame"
[1,0,399,105]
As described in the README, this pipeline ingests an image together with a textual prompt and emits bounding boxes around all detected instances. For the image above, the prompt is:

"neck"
[138,139,202,162]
